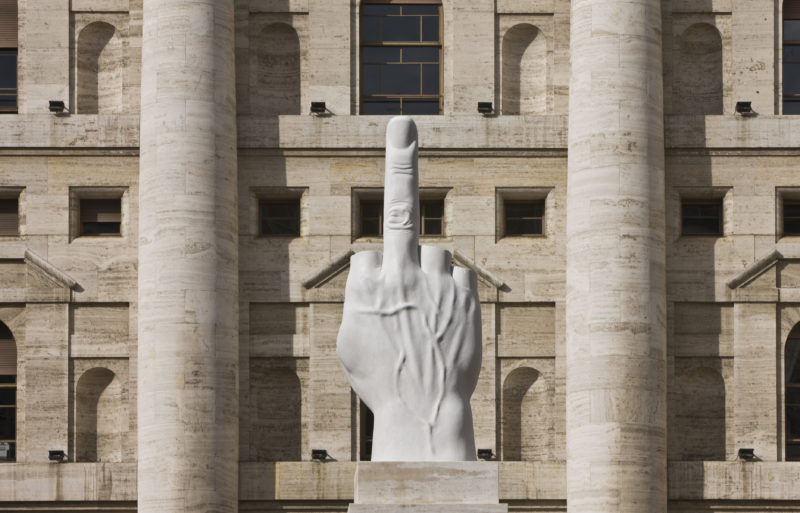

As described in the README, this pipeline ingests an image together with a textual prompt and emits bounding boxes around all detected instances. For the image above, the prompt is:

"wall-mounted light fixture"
[478,102,493,115]
[735,101,756,116]
[48,450,66,462]
[477,448,494,460]
[49,101,67,114]
[738,448,756,461]
[311,102,327,115]
[311,449,329,461]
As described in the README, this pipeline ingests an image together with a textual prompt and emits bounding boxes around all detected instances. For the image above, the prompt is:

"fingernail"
[387,116,417,149]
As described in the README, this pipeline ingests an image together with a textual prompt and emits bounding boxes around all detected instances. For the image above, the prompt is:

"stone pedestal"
[348,462,508,513]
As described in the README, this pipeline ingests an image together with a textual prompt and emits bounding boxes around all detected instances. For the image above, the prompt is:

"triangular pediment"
[727,246,800,301]
[302,247,508,302]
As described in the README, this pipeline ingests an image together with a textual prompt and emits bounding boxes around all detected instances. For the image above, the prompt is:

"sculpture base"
[348,462,508,513]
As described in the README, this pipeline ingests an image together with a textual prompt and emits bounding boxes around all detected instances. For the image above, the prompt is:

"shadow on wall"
[77,21,123,114]
[501,23,546,115]
[75,367,122,462]
[251,22,301,116]
[250,359,302,461]
[502,366,551,461]
[674,23,723,115]
[673,366,726,460]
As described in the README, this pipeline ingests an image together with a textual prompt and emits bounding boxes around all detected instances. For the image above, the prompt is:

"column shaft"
[138,1,239,512]
[566,1,667,512]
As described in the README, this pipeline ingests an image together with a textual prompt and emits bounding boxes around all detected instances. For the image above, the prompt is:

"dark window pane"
[786,20,800,40]
[422,64,440,95]
[362,17,381,42]
[784,99,800,114]
[0,389,14,406]
[785,203,800,217]
[0,53,17,89]
[260,200,300,236]
[788,443,800,461]
[785,217,800,235]
[785,46,800,63]
[81,222,121,235]
[362,5,401,15]
[383,16,420,42]
[422,202,443,218]
[362,201,383,218]
[507,218,543,235]
[402,5,440,15]
[362,218,381,236]
[382,64,421,95]
[363,65,381,95]
[422,15,440,42]
[362,98,402,115]
[788,405,800,439]
[0,442,14,461]
[0,408,15,439]
[403,47,439,63]
[0,376,14,384]
[506,202,544,218]
[788,387,800,404]
[422,218,442,235]
[682,218,720,235]
[784,63,800,94]
[402,98,439,114]
[363,47,401,63]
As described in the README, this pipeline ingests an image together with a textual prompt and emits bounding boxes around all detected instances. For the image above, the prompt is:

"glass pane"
[787,405,800,439]
[0,376,14,384]
[785,203,800,216]
[0,97,15,110]
[0,53,16,89]
[383,16,420,42]
[363,65,381,95]
[362,98,402,115]
[422,15,440,42]
[682,218,720,235]
[363,47,401,63]
[784,99,800,114]
[786,20,800,40]
[423,218,442,235]
[788,443,800,461]
[382,64,421,95]
[264,202,298,218]
[402,98,439,114]
[0,389,14,406]
[0,408,15,439]
[362,17,381,43]
[785,46,800,63]
[422,63,440,95]
[403,47,439,63]
[403,5,440,15]
[507,219,542,235]
[263,218,299,235]
[784,63,800,94]
[785,217,800,235]
[0,442,14,461]
[82,222,121,235]
[506,202,543,218]
[422,202,443,218]
[362,217,381,236]
[788,387,800,404]
[362,5,401,15]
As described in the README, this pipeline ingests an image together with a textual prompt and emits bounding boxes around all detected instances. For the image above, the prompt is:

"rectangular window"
[360,199,383,237]
[259,198,301,236]
[420,198,443,236]
[0,197,17,236]
[681,201,722,236]
[80,198,121,236]
[504,200,544,236]
[361,3,442,115]
[0,0,18,114]
[785,201,800,235]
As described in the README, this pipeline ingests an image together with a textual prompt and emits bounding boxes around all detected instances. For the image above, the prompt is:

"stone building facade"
[0,0,798,512]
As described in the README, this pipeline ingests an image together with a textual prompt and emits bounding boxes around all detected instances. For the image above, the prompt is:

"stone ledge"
[0,463,136,502]
[668,462,800,501]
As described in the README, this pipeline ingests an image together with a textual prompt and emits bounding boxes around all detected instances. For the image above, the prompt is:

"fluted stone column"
[566,1,666,513]
[138,1,238,512]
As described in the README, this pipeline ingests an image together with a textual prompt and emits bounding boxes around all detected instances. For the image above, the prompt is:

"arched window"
[360,2,442,115]
[784,1,800,114]
[787,333,800,460]
[0,0,18,113]
[0,322,16,461]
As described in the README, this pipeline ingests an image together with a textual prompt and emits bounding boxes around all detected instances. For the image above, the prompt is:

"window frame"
[359,2,443,115]
[680,200,723,237]
[784,1,800,114]
[496,187,552,240]
[69,187,127,241]
[258,198,302,238]
[0,0,18,114]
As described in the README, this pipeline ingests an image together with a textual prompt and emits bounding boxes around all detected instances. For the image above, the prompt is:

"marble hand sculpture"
[337,116,482,461]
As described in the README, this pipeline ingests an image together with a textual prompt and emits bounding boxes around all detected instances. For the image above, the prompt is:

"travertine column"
[138,1,238,512]
[566,1,666,512]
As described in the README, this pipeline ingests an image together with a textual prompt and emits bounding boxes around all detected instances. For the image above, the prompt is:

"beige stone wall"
[0,0,800,510]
